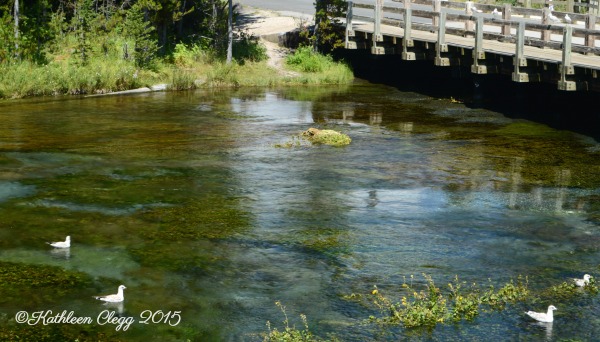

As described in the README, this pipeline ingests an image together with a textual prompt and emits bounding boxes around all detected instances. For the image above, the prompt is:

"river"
[0,82,599,340]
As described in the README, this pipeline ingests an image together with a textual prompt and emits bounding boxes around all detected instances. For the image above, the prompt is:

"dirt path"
[237,6,313,75]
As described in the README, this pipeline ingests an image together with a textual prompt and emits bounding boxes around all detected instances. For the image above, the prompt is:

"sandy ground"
[237,6,314,73]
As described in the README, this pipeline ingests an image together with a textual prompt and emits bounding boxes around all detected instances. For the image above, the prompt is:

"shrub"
[286,47,332,73]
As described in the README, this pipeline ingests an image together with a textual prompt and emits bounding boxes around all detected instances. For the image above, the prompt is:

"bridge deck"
[352,21,600,69]
[345,0,600,90]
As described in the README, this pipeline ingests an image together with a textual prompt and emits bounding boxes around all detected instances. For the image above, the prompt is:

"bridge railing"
[345,0,600,90]
[348,0,600,54]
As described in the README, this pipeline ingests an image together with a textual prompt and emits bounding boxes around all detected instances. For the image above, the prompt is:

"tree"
[226,0,231,63]
[13,0,18,59]
[313,0,347,52]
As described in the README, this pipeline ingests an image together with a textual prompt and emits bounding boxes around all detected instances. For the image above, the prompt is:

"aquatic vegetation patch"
[365,274,530,328]
[0,262,92,307]
[301,128,351,147]
[0,321,123,342]
[137,197,250,241]
[264,301,336,342]
[541,275,598,301]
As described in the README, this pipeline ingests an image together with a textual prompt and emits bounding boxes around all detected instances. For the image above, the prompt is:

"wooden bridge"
[344,0,600,91]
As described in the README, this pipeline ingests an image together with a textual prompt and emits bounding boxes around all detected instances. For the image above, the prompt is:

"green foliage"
[301,128,351,147]
[543,276,599,301]
[170,67,197,90]
[368,274,530,329]
[286,47,332,73]
[232,31,267,63]
[173,43,211,67]
[264,301,335,342]
[313,0,347,52]
[480,276,530,310]
[123,3,159,67]
[284,47,353,84]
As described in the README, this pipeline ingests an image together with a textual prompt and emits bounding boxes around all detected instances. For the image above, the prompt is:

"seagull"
[574,274,591,287]
[471,5,483,13]
[526,305,557,323]
[549,12,560,22]
[492,8,501,16]
[47,236,70,248]
[94,285,127,303]
[565,14,572,24]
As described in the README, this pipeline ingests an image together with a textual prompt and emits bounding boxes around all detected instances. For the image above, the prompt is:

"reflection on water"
[0,84,599,340]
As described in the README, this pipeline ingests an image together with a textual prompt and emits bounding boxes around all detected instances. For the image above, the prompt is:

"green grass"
[0,42,353,99]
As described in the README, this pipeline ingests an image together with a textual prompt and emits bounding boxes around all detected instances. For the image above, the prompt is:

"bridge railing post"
[585,14,597,54]
[435,9,449,66]
[465,1,474,33]
[541,7,551,43]
[512,21,529,82]
[374,0,383,42]
[432,0,442,28]
[558,25,576,91]
[345,1,356,49]
[502,4,512,36]
[371,0,384,54]
[471,16,487,74]
[402,0,415,60]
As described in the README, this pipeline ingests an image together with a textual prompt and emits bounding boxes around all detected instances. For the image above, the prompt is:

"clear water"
[0,82,599,341]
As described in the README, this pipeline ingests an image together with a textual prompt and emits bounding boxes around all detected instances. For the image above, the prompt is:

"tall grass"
[0,38,353,99]
[285,47,353,84]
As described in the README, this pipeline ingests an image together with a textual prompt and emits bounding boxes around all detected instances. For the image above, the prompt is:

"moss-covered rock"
[302,127,351,147]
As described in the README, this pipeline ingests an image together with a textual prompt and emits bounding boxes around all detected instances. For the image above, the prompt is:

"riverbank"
[0,7,351,100]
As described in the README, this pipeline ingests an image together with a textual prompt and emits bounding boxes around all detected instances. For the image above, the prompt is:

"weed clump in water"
[366,274,530,328]
[301,128,351,147]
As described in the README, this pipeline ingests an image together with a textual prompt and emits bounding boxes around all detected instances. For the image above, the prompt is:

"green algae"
[0,262,92,308]
[0,261,91,290]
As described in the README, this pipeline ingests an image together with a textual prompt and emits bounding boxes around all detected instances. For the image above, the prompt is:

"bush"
[286,47,332,73]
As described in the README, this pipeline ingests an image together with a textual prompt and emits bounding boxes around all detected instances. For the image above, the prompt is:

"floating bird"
[492,8,501,16]
[565,14,572,24]
[94,285,127,303]
[47,236,70,248]
[574,274,591,287]
[526,305,557,323]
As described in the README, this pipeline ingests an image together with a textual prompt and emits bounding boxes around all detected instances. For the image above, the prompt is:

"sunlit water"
[0,82,599,341]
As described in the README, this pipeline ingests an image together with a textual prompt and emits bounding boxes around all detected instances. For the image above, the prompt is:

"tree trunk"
[226,0,232,64]
[211,0,217,49]
[14,0,20,59]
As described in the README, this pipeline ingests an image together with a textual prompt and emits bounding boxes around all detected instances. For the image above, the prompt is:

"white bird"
[574,274,591,287]
[492,8,501,16]
[94,285,127,303]
[565,14,572,24]
[47,236,70,248]
[526,305,557,323]
[471,5,483,13]
[549,12,560,22]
